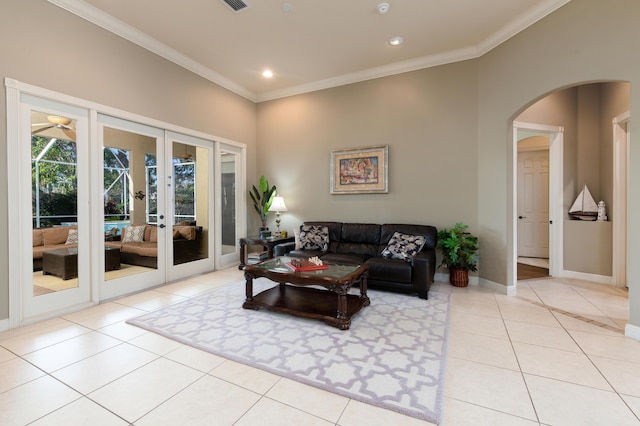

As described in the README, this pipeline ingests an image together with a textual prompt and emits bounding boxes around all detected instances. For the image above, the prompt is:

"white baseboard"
[561,270,613,285]
[435,272,515,295]
[625,323,640,342]
[0,318,9,332]
[480,278,516,295]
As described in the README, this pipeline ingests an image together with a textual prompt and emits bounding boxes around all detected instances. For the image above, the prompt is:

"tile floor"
[1,268,639,425]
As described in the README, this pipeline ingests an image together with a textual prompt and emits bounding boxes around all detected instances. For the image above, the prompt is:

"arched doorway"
[511,82,630,289]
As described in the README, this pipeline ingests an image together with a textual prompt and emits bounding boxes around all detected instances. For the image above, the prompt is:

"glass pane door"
[22,98,91,320]
[217,144,245,269]
[99,115,166,300]
[166,132,213,282]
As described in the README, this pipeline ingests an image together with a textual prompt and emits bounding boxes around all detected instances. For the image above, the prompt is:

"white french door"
[98,115,168,300]
[7,79,246,327]
[20,96,92,322]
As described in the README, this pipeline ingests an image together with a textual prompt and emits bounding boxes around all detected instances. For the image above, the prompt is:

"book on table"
[285,259,329,272]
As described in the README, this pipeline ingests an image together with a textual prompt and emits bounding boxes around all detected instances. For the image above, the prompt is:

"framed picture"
[330,145,388,194]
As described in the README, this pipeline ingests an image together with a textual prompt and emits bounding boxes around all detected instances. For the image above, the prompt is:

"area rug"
[127,278,450,424]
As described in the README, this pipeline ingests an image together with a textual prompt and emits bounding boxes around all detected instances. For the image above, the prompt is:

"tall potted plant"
[249,175,276,238]
[437,223,479,287]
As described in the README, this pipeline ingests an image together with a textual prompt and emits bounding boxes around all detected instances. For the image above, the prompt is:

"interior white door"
[517,149,550,258]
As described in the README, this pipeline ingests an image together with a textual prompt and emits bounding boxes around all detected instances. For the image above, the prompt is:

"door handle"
[159,224,166,229]
[518,216,526,219]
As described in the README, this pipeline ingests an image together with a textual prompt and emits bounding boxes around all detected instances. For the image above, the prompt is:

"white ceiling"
[49,0,570,102]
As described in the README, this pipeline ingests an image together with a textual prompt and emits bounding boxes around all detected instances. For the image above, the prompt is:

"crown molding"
[48,0,572,104]
[47,0,257,102]
[477,0,572,55]
[256,46,481,102]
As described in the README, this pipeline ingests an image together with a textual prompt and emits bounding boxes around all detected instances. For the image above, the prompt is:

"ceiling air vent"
[220,0,249,12]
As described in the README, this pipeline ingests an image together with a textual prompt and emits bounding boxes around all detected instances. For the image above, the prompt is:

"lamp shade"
[270,196,288,212]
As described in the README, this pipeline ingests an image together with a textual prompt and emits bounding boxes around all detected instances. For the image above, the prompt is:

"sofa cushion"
[366,257,413,284]
[149,226,158,243]
[381,231,426,262]
[65,229,79,245]
[174,225,196,240]
[302,222,343,251]
[120,242,157,257]
[299,225,329,251]
[33,229,43,247]
[320,253,370,265]
[123,225,146,243]
[43,226,74,245]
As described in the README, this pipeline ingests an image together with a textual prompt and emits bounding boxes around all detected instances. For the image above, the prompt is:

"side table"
[239,235,295,269]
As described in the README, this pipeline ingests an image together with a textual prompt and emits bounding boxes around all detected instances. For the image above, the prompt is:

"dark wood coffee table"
[243,257,370,330]
[42,247,121,280]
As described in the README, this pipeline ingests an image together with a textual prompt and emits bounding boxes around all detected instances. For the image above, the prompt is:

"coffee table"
[243,256,370,330]
[42,247,121,280]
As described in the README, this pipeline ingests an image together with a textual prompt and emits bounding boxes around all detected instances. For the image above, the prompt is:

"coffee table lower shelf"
[243,284,369,330]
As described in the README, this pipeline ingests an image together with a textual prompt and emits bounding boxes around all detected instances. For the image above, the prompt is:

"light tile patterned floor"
[1,269,639,425]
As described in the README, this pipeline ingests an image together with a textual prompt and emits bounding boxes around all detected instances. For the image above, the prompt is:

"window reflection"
[31,111,79,295]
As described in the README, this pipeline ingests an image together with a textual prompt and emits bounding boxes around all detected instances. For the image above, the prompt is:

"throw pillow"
[381,231,426,262]
[65,229,78,245]
[123,225,146,243]
[299,225,329,251]
[294,226,301,250]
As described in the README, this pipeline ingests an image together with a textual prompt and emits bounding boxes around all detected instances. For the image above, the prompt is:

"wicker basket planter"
[449,268,469,287]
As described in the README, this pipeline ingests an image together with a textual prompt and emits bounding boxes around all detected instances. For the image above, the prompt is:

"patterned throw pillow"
[381,232,426,262]
[65,229,78,245]
[299,225,329,251]
[123,225,146,243]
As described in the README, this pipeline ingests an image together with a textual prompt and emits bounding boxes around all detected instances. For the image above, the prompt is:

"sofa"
[274,222,437,299]
[32,226,78,271]
[105,224,203,268]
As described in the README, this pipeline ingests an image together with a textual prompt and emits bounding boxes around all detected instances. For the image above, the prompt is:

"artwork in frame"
[330,145,388,194]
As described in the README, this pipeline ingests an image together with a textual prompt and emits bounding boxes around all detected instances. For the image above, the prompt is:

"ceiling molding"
[47,0,257,101]
[256,46,481,103]
[477,0,572,55]
[48,0,572,104]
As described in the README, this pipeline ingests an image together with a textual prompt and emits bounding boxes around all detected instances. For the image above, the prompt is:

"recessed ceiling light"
[377,3,390,14]
[262,69,273,78]
[389,36,404,46]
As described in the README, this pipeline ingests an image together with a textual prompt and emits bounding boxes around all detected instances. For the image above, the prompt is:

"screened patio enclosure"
[32,134,198,233]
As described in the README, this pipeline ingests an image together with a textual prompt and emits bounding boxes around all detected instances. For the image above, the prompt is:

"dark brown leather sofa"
[274,221,437,299]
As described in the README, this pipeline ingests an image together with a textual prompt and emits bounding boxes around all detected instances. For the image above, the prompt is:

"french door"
[99,119,216,299]
[21,96,92,321]
[7,79,245,327]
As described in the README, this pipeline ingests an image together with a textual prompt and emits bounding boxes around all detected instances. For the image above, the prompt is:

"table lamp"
[270,196,288,237]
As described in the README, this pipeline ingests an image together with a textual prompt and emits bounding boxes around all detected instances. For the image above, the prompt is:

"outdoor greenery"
[33,136,198,228]
[32,136,77,227]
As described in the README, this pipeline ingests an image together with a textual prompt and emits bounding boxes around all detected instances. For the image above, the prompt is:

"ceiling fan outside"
[31,115,77,141]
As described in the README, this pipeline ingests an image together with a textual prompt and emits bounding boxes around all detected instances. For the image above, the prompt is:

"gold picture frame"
[330,145,388,194]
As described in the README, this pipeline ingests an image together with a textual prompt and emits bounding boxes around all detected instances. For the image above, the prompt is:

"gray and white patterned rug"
[127,278,450,424]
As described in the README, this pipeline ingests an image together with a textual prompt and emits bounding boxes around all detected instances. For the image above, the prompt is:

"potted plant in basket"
[437,223,479,287]
[249,175,276,238]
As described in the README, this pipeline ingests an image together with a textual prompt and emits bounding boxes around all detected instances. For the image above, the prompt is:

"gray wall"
[0,0,256,321]
[257,0,640,329]
[256,60,479,242]
[477,0,639,326]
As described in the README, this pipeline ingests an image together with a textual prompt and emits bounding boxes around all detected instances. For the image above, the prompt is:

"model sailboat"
[569,184,598,220]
